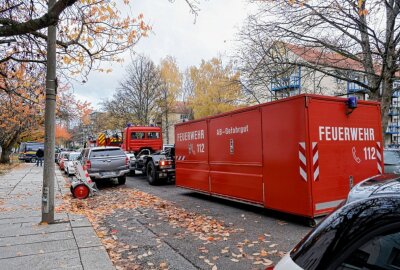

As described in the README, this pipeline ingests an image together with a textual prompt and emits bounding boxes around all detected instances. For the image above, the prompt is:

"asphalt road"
[99,173,312,270]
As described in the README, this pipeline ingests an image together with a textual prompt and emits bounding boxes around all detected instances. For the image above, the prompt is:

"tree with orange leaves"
[55,125,71,146]
[0,64,45,163]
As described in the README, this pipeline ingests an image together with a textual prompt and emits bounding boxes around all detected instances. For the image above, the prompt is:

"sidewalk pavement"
[0,163,114,270]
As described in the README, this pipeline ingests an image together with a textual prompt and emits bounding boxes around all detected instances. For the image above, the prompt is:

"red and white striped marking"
[376,142,382,174]
[176,156,186,161]
[299,142,307,181]
[84,170,92,183]
[312,142,320,181]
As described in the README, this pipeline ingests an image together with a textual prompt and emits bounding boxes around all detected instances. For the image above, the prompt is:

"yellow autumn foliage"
[188,58,243,119]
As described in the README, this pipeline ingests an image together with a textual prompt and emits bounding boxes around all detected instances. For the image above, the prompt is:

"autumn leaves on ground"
[58,183,282,270]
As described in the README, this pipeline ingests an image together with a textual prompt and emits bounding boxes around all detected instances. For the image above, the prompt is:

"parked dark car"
[273,195,400,270]
[272,174,400,270]
[347,173,400,204]
[132,149,152,175]
[80,147,129,185]
[384,149,400,174]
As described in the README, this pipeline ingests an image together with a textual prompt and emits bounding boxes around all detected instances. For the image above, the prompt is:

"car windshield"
[90,148,125,157]
[69,153,81,160]
[26,144,44,151]
[384,150,400,165]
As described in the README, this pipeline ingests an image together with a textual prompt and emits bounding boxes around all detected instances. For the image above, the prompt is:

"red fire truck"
[175,94,383,220]
[121,126,163,153]
[92,126,163,153]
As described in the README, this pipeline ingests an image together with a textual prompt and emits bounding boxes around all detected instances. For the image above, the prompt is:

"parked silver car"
[80,147,129,185]
[125,152,136,175]
[64,152,81,176]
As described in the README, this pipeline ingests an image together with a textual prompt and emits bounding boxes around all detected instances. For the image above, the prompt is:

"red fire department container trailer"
[175,94,383,218]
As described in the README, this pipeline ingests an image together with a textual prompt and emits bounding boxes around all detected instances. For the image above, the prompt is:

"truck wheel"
[146,162,159,185]
[118,175,126,185]
[307,218,317,228]
[31,157,37,163]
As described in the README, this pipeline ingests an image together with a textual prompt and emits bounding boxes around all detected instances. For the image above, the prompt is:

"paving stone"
[0,239,77,259]
[0,222,71,238]
[80,246,115,270]
[73,227,102,248]
[0,249,83,270]
[0,216,41,225]
[0,231,74,247]
[0,210,41,219]
[69,214,92,228]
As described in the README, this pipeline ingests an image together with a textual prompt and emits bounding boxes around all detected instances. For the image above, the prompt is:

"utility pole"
[41,0,57,224]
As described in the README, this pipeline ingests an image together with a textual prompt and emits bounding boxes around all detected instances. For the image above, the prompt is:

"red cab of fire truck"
[121,125,163,154]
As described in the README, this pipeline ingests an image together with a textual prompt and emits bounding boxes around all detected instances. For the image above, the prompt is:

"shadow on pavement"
[181,191,321,227]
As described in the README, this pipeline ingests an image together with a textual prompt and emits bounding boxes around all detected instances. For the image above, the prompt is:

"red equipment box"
[175,95,383,218]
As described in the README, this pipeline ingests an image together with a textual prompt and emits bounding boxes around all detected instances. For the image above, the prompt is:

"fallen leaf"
[263,259,273,266]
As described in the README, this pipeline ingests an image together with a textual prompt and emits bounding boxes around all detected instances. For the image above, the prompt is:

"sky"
[71,0,253,109]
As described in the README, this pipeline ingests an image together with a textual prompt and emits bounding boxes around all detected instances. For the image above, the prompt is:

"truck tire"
[31,157,37,163]
[146,161,159,185]
[118,175,126,185]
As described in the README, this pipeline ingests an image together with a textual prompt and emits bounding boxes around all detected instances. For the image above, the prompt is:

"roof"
[171,101,191,114]
[285,43,367,72]
[89,146,121,150]
[175,94,380,127]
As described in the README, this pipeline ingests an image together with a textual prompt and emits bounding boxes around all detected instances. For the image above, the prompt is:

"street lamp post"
[41,0,57,224]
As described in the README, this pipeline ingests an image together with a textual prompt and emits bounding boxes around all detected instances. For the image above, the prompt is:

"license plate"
[102,172,116,176]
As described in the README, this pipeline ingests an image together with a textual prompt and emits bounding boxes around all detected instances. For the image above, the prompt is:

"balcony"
[393,90,400,98]
[389,108,400,116]
[347,82,367,93]
[271,75,301,91]
[386,125,400,134]
[388,143,400,148]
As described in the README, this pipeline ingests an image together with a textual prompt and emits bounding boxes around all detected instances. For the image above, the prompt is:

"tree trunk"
[164,103,169,144]
[0,132,20,164]
[379,75,394,145]
[0,144,12,164]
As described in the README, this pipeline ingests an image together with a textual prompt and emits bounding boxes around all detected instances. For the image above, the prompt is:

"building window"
[180,114,189,121]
